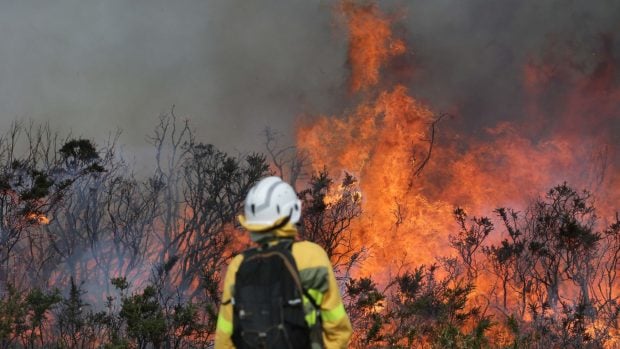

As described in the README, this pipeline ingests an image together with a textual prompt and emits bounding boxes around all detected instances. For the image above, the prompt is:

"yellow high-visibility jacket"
[214,238,352,349]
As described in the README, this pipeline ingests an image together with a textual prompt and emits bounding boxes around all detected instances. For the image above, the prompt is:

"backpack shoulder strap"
[274,239,321,310]
[241,245,260,259]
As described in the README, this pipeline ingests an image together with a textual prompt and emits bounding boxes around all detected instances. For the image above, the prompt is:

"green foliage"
[433,318,492,349]
[19,171,54,201]
[345,264,494,348]
[345,277,386,347]
[26,288,62,329]
[170,303,208,346]
[107,276,211,348]
[0,275,212,348]
[0,285,28,347]
[55,277,109,349]
[386,265,491,348]
[119,286,165,349]
[347,277,385,309]
[110,277,129,293]
[304,168,332,213]
[59,139,101,169]
[23,287,62,347]
[57,138,105,176]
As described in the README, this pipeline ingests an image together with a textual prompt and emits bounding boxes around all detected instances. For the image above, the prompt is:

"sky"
[0,0,618,169]
[0,0,346,162]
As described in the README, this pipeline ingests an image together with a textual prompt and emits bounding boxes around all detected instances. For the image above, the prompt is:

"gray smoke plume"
[0,0,347,164]
[398,0,620,129]
[0,0,618,164]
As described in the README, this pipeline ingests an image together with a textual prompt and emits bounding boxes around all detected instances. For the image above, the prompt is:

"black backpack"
[231,239,315,349]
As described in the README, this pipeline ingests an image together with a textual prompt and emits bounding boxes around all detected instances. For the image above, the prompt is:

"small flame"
[337,1,405,92]
[323,184,362,206]
[27,213,50,225]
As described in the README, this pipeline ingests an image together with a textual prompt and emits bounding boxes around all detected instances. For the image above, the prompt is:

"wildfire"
[298,1,620,345]
[299,2,451,274]
[300,0,619,277]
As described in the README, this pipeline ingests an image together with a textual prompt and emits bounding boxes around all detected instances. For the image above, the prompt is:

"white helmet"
[243,176,301,229]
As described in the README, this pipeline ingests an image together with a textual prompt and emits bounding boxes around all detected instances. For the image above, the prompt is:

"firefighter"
[214,176,352,349]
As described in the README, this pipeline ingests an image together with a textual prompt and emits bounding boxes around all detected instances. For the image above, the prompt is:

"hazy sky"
[0,0,346,161]
[0,0,618,167]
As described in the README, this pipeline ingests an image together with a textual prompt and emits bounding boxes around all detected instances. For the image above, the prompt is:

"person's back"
[214,176,352,349]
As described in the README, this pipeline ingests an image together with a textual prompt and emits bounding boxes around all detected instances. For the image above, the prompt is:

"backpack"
[231,239,315,349]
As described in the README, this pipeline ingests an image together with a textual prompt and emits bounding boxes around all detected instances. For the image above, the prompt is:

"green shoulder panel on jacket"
[299,266,330,293]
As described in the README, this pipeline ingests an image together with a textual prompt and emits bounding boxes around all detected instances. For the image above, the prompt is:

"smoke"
[0,0,346,163]
[387,0,620,131]
[0,0,618,165]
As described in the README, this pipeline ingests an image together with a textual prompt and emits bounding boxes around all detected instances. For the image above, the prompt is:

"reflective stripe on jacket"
[214,240,352,349]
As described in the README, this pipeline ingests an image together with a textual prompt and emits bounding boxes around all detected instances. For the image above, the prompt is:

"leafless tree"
[148,111,268,310]
[176,141,268,302]
[0,122,104,292]
[263,127,309,190]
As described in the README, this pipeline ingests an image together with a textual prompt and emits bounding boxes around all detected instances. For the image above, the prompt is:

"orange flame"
[27,212,50,225]
[297,3,620,327]
[337,1,405,92]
